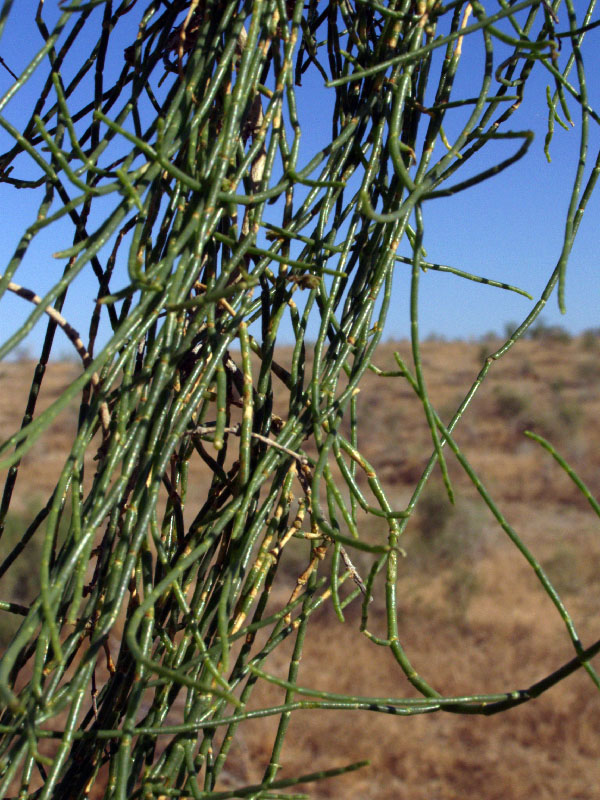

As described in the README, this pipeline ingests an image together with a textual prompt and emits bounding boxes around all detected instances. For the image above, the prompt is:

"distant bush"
[413,483,488,568]
[494,387,531,420]
[577,358,600,385]
[581,328,600,351]
[557,401,584,435]
[444,566,480,625]
[542,546,583,596]
[526,321,572,343]
[503,321,520,340]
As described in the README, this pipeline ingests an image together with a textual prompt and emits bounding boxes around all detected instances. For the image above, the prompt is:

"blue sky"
[0,2,598,358]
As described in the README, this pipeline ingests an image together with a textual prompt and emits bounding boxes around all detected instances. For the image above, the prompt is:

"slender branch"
[1,276,110,432]
[191,423,308,465]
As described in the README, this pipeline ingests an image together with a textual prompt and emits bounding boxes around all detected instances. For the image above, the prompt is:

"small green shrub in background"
[542,547,583,597]
[526,321,572,344]
[494,386,531,421]
[503,321,520,340]
[444,566,480,626]
[556,401,584,437]
[581,328,600,351]
[577,358,600,386]
[413,483,488,568]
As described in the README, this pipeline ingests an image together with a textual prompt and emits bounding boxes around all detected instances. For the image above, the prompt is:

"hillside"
[1,333,600,798]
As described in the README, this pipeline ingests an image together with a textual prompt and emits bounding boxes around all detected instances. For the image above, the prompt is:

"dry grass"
[2,334,600,798]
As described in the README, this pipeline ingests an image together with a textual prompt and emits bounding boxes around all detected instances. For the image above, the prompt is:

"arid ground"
[2,330,600,798]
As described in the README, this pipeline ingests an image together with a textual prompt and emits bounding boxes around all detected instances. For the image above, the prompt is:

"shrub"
[494,387,531,420]
[413,483,489,568]
[526,321,572,344]
[580,328,600,351]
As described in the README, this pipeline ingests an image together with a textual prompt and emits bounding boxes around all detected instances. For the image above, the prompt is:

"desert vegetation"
[0,1,599,799]
[2,331,600,798]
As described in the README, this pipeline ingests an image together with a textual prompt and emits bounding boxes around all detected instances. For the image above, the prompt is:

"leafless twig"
[0,56,17,80]
[191,423,308,465]
[2,276,110,433]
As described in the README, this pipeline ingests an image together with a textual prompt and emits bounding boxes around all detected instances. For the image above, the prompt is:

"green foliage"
[542,546,584,597]
[577,357,600,385]
[414,482,488,567]
[526,321,572,344]
[444,566,480,626]
[581,328,600,351]
[0,2,599,799]
[494,386,531,421]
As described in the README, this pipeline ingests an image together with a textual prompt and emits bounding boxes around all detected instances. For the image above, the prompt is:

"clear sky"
[0,2,598,359]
